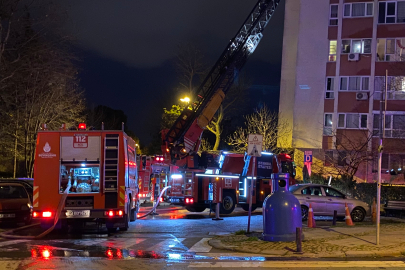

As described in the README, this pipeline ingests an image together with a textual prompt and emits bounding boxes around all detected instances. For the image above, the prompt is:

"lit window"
[341,39,372,54]
[329,40,337,61]
[376,38,405,62]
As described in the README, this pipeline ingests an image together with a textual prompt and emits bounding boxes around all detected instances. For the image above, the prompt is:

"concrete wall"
[279,0,329,149]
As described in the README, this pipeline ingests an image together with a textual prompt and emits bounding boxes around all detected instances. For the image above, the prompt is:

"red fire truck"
[32,124,139,232]
[167,152,295,214]
[161,0,289,214]
[137,155,171,203]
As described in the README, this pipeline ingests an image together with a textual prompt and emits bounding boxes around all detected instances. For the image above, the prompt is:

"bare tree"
[206,75,250,150]
[227,105,291,153]
[321,129,374,181]
[175,42,208,98]
[0,2,85,177]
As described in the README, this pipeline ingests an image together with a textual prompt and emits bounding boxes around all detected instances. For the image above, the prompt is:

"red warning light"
[41,248,51,259]
[78,123,86,130]
[116,249,122,259]
[106,249,114,259]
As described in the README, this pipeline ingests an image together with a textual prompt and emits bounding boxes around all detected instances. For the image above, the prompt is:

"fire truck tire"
[220,192,236,214]
[240,204,257,212]
[185,206,206,212]
[107,227,117,233]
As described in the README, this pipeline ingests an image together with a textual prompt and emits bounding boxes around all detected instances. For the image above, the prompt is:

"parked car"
[289,184,370,222]
[0,183,33,225]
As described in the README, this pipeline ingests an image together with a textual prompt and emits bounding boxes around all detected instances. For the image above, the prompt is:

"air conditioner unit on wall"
[356,92,368,100]
[348,53,360,61]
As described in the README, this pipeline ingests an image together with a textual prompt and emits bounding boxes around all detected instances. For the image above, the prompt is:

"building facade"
[279,0,405,183]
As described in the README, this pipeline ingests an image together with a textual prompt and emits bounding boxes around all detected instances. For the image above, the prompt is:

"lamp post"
[377,69,388,245]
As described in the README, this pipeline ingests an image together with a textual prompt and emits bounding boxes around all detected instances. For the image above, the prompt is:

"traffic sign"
[304,151,312,163]
[247,134,263,157]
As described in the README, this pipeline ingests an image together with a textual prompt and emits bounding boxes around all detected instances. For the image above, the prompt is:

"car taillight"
[190,198,194,203]
[185,198,189,203]
[42,211,53,218]
[108,210,114,217]
[159,197,163,202]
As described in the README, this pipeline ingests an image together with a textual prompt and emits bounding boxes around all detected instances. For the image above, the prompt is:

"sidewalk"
[208,217,405,258]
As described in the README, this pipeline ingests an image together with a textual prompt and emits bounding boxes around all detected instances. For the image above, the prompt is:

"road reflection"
[30,245,266,262]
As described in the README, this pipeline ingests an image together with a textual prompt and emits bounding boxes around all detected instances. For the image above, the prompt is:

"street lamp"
[180,97,190,103]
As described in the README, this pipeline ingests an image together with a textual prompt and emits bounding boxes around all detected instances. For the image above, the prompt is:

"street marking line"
[102,238,147,249]
[73,239,108,246]
[188,261,405,268]
[0,240,31,247]
[187,238,212,253]
[146,238,184,251]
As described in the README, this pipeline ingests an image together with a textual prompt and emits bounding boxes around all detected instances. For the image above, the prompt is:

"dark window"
[302,186,323,196]
[0,185,28,199]
[382,153,389,170]
[338,151,347,166]
[324,187,344,198]
[379,2,386,23]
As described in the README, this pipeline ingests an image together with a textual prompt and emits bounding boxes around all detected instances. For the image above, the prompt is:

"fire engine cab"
[33,124,139,232]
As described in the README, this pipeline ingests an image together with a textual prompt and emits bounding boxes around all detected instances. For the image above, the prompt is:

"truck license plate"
[66,210,90,218]
[171,198,179,203]
[0,213,15,218]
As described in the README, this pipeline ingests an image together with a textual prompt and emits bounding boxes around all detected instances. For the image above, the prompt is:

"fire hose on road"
[0,183,71,240]
[137,186,171,219]
[0,185,171,239]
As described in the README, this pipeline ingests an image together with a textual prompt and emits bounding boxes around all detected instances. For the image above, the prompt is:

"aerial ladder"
[164,0,282,162]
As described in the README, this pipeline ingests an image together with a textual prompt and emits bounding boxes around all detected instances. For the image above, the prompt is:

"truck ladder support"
[165,0,281,157]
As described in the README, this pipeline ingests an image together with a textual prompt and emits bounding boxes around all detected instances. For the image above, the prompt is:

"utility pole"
[377,69,388,245]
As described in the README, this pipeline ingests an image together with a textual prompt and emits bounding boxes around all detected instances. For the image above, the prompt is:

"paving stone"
[208,222,405,258]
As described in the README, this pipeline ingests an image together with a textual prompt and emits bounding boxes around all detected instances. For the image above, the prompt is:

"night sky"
[60,0,285,145]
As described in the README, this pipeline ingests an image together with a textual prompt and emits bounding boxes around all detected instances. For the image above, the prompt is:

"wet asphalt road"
[0,206,404,269]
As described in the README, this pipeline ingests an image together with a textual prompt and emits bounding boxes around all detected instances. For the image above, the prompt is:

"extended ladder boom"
[165,0,281,159]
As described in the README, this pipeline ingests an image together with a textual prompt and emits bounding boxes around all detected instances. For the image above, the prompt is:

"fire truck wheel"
[220,192,236,214]
[185,206,206,212]
[240,204,257,212]
[107,227,117,233]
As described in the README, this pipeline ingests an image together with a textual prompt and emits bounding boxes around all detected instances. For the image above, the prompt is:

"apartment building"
[279,0,405,183]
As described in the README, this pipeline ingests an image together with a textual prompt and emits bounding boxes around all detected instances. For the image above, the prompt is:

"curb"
[208,239,405,258]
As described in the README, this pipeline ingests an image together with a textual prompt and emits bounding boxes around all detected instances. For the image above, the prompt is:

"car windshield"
[0,185,28,199]
[289,185,302,193]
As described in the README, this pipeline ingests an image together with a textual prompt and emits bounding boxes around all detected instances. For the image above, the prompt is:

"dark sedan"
[0,183,33,225]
